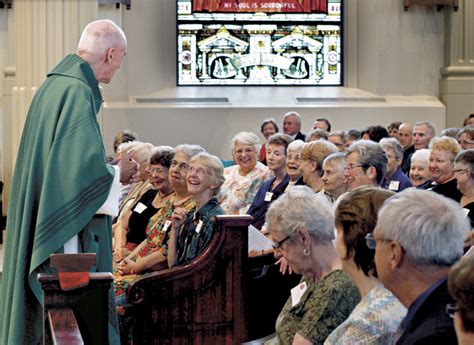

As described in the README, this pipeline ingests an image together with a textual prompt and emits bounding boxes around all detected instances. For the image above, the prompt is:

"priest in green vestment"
[0,20,136,345]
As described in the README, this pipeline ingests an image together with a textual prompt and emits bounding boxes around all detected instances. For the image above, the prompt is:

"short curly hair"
[448,256,474,332]
[335,186,395,277]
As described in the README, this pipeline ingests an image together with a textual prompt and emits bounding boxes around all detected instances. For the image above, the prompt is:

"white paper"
[134,202,147,214]
[248,225,273,252]
[195,220,203,233]
[291,281,307,307]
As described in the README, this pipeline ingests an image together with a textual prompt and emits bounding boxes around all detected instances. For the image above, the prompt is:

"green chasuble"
[0,54,119,344]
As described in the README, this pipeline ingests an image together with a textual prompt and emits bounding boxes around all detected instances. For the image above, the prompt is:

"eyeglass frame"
[187,165,211,176]
[364,232,406,253]
[445,303,459,318]
[344,163,367,171]
[148,166,169,175]
[272,234,292,250]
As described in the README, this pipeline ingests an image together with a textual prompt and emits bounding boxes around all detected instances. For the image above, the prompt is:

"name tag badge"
[463,208,470,217]
[162,220,172,232]
[264,192,273,202]
[134,202,147,214]
[195,220,204,234]
[291,281,307,307]
[388,181,400,191]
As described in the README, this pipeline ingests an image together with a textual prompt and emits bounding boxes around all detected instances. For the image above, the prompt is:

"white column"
[2,1,98,213]
[439,0,474,127]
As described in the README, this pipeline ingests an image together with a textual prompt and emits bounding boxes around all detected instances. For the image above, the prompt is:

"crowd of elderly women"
[110,114,474,344]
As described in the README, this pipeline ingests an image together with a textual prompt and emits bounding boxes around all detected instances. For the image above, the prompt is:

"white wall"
[101,0,446,100]
[0,10,8,180]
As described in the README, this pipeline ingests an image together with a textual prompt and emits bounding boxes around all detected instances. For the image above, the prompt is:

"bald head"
[398,123,413,150]
[77,20,127,84]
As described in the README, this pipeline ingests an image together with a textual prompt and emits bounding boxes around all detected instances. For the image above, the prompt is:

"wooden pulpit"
[38,253,113,345]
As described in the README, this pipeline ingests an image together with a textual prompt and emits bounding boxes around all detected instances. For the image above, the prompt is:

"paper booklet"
[248,225,273,252]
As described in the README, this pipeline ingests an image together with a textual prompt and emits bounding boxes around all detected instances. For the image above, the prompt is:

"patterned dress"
[275,270,360,345]
[114,195,195,300]
[324,284,407,344]
[218,162,271,214]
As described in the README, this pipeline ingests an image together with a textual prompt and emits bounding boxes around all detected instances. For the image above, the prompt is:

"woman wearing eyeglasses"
[325,186,406,344]
[168,152,225,267]
[265,186,360,345]
[218,131,271,214]
[448,255,474,345]
[113,146,175,262]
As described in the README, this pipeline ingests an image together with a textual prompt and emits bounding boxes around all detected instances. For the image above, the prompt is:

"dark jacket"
[396,280,457,345]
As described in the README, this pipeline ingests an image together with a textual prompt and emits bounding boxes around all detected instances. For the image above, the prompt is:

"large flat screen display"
[177,0,342,86]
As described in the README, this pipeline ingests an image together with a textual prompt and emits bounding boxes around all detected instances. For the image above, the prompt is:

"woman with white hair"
[285,139,306,189]
[409,149,432,187]
[218,131,271,214]
[168,152,226,267]
[380,138,412,192]
[266,186,360,344]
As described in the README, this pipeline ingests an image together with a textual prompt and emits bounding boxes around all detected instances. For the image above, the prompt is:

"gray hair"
[189,152,225,195]
[283,111,302,126]
[377,188,469,267]
[306,128,329,142]
[265,186,334,244]
[287,139,305,153]
[231,131,260,152]
[455,149,474,179]
[411,148,430,165]
[77,19,127,59]
[440,127,461,139]
[346,140,388,184]
[414,121,436,137]
[323,152,346,169]
[175,144,205,160]
[380,137,404,162]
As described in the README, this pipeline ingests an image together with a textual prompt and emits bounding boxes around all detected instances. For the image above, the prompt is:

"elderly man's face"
[283,115,300,136]
[313,120,329,131]
[373,225,392,287]
[413,125,433,150]
[429,149,454,184]
[398,125,413,149]
[98,46,127,84]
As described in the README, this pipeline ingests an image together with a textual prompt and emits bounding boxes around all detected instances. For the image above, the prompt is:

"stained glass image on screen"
[177,0,342,86]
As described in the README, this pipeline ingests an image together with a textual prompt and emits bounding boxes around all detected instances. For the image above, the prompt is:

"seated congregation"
[109,111,474,344]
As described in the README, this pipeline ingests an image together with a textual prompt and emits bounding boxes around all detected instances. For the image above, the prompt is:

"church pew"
[127,215,251,344]
[39,254,113,345]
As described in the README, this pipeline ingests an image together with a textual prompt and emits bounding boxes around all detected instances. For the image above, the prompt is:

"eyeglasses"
[170,160,189,171]
[149,167,168,175]
[344,164,365,171]
[365,232,406,252]
[272,235,291,250]
[458,140,474,146]
[445,303,458,318]
[187,166,210,176]
[453,168,468,174]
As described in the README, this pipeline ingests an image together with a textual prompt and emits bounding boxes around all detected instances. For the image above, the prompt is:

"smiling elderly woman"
[218,131,271,214]
[266,186,360,345]
[423,136,462,201]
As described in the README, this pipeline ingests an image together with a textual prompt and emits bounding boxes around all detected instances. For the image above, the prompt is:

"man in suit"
[283,111,305,141]
[373,188,469,345]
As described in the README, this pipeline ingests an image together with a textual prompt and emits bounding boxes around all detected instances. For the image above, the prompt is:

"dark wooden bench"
[127,215,251,344]
[39,253,113,345]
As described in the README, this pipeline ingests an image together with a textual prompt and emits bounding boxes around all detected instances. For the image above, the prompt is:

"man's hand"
[117,153,139,184]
